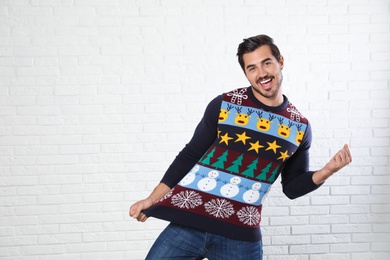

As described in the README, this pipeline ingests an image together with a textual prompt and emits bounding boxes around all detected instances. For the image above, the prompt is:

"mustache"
[256,75,274,84]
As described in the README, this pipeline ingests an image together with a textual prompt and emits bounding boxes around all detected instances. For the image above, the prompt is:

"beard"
[251,73,283,100]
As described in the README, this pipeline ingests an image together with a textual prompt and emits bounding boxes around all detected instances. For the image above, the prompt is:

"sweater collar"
[247,86,289,112]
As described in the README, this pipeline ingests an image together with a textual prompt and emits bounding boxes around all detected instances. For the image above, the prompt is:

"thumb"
[129,204,141,218]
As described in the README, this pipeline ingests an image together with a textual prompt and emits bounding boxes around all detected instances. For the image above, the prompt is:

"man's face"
[243,45,284,106]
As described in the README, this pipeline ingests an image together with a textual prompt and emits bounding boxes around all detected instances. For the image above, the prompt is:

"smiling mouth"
[257,77,273,89]
[260,78,272,84]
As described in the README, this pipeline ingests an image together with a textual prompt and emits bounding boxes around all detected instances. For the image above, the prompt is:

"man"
[129,34,352,259]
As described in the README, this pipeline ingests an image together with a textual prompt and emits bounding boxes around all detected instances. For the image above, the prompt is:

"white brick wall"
[0,0,389,259]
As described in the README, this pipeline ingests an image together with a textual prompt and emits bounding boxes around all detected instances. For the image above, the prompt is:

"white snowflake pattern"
[204,199,235,219]
[171,190,203,209]
[159,188,174,202]
[237,206,261,226]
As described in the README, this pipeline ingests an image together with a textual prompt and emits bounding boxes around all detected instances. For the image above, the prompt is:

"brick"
[38,233,82,244]
[373,223,390,233]
[311,195,350,205]
[331,204,370,214]
[263,245,289,255]
[330,242,370,253]
[14,224,59,236]
[351,176,390,185]
[270,216,309,226]
[271,235,310,245]
[290,244,329,254]
[15,205,59,216]
[353,233,389,243]
[261,226,291,236]
[351,252,390,260]
[310,254,350,260]
[290,205,330,215]
[292,225,331,235]
[332,224,372,235]
[331,185,370,195]
[311,234,351,244]
[0,176,39,186]
[350,213,390,224]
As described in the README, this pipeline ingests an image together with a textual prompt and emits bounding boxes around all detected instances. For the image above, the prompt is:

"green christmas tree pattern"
[226,154,244,174]
[267,165,280,182]
[241,158,258,178]
[200,147,216,166]
[256,162,272,181]
[211,150,229,170]
[197,145,283,184]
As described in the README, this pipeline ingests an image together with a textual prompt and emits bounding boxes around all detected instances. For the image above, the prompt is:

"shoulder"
[222,87,250,105]
[285,99,309,125]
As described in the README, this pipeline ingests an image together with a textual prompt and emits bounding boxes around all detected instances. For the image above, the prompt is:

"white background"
[0,0,389,259]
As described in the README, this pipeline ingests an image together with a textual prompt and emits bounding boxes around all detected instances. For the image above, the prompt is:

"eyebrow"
[261,58,272,64]
[245,58,273,70]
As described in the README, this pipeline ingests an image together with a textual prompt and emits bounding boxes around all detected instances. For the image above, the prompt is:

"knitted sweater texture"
[144,87,320,242]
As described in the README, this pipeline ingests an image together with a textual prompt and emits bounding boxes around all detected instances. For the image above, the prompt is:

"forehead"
[242,45,275,66]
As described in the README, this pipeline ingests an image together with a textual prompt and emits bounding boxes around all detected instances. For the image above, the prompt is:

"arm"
[129,182,171,222]
[281,123,352,199]
[129,95,222,221]
[281,123,317,199]
[160,95,222,187]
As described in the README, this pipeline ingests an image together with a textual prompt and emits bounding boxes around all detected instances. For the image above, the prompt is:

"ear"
[279,55,284,69]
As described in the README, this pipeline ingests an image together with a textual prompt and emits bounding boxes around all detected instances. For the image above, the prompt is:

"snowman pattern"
[242,182,261,204]
[220,176,241,198]
[197,170,219,191]
[179,165,199,186]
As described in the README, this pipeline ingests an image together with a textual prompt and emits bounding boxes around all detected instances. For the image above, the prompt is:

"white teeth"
[260,78,272,84]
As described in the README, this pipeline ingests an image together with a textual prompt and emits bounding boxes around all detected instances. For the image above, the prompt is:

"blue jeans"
[146,223,263,260]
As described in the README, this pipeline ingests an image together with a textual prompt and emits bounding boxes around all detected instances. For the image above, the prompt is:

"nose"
[257,67,267,79]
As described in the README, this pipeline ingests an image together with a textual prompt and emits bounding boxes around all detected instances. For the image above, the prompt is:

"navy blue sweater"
[144,87,321,242]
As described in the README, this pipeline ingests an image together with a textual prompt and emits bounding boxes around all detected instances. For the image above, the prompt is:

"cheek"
[246,73,257,83]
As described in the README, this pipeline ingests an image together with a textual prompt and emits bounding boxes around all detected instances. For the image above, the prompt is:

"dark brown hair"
[237,34,281,71]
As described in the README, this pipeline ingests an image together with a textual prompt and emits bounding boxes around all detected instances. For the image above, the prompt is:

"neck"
[251,87,284,107]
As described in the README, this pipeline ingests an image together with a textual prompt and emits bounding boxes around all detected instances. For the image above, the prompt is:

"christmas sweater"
[144,87,320,242]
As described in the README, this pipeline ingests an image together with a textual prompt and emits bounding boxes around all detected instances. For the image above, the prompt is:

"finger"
[344,150,351,163]
[137,212,144,221]
[334,150,343,163]
[129,207,134,218]
[344,145,352,163]
[129,205,140,218]
[339,147,350,164]
[339,146,352,166]
[137,213,148,222]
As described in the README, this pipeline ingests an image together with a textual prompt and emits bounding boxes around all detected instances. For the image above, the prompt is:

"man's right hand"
[129,198,153,222]
[129,182,171,222]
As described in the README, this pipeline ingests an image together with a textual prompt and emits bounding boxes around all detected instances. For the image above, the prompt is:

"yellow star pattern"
[278,150,290,161]
[235,131,251,145]
[248,140,264,153]
[219,132,233,145]
[265,140,281,154]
